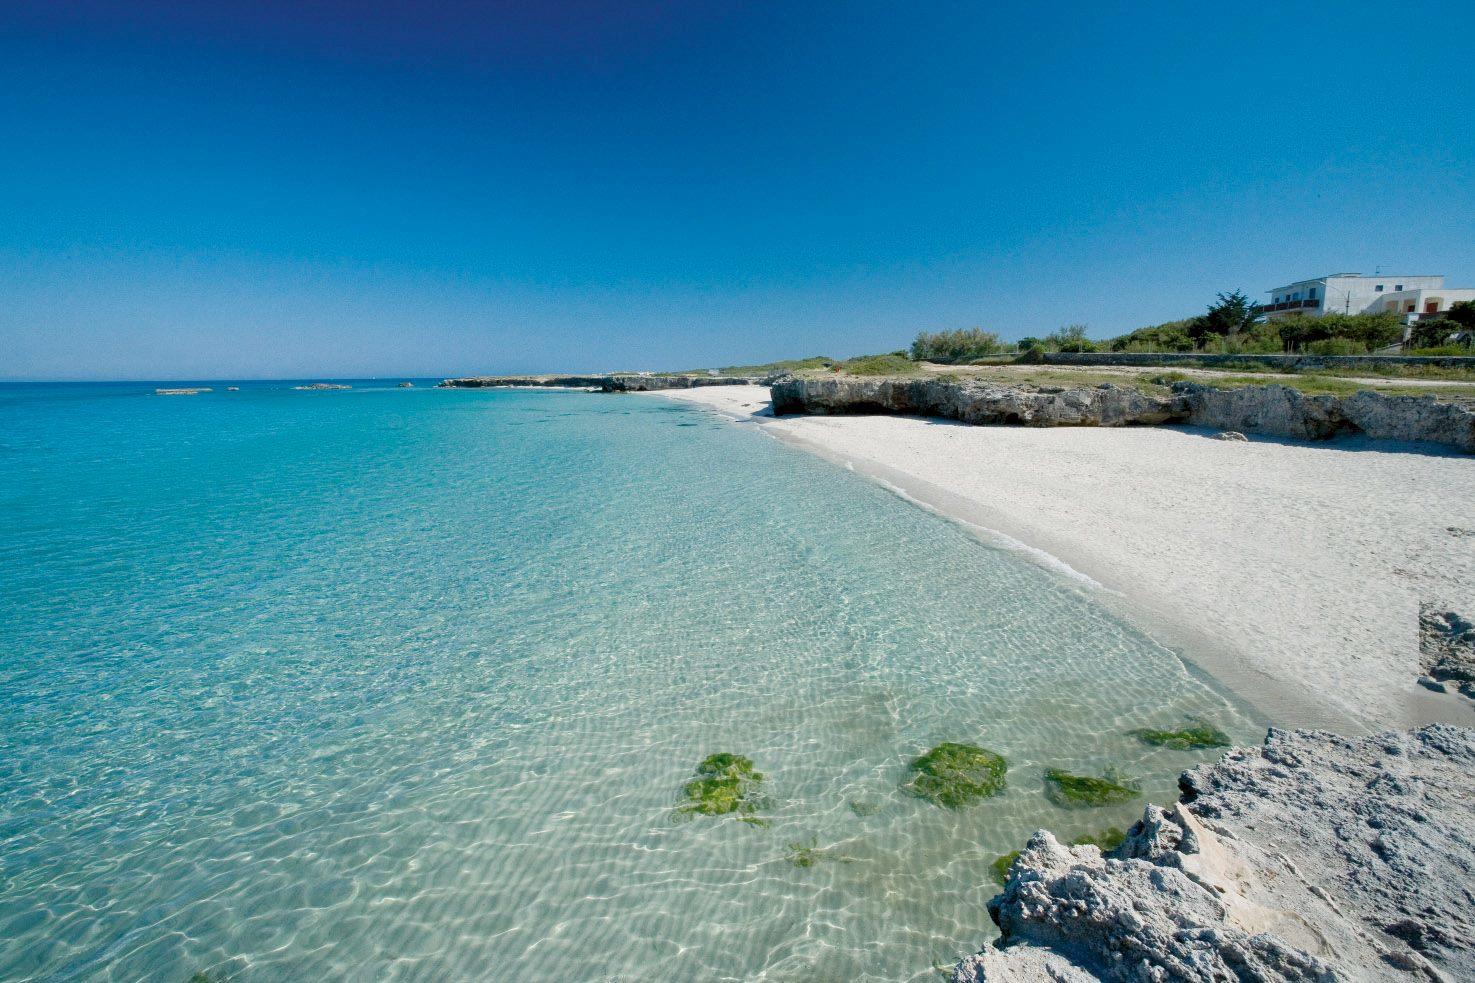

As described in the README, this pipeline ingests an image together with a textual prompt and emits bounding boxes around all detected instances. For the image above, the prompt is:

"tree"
[1195,290,1259,340]
[1446,300,1475,329]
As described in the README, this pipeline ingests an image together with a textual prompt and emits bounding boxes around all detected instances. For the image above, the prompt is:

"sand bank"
[653,384,1475,732]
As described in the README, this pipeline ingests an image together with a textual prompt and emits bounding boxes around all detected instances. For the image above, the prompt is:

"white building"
[1262,273,1475,324]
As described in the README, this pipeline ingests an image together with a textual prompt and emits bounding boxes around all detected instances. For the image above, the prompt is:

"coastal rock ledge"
[769,377,1475,452]
[953,724,1475,982]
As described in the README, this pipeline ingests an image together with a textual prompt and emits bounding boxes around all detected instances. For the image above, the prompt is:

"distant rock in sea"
[293,383,351,390]
[399,382,415,388]
[226,386,240,391]
[155,387,212,395]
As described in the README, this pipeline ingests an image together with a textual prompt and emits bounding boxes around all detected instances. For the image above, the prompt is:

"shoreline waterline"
[648,384,1475,734]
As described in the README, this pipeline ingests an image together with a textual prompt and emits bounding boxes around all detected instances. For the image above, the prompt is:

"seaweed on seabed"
[990,826,1123,884]
[1128,721,1232,750]
[902,742,1008,808]
[1043,767,1141,809]
[677,753,769,826]
[990,849,1021,883]
[1069,826,1126,851]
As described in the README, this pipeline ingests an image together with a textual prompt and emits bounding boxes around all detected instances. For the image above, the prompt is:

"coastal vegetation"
[909,328,1004,363]
[1043,768,1141,809]
[1130,722,1232,749]
[678,753,769,824]
[902,742,1008,808]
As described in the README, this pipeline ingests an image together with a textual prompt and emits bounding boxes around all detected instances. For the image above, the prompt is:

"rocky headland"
[438,373,764,392]
[768,377,1475,453]
[953,724,1475,982]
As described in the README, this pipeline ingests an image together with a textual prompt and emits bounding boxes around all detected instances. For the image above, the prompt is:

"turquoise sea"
[0,381,1256,981]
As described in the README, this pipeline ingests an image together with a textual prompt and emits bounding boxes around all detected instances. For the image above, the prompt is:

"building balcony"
[1256,299,1321,313]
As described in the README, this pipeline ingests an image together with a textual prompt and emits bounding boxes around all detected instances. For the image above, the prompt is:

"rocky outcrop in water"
[438,374,760,392]
[953,724,1475,982]
[293,382,351,390]
[769,377,1180,427]
[766,377,1475,452]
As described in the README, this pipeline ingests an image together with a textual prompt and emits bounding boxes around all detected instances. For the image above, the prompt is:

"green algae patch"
[990,849,1021,883]
[1129,721,1232,750]
[848,799,883,817]
[1069,826,1126,851]
[784,836,855,869]
[678,753,768,823]
[903,742,1008,808]
[1043,768,1141,809]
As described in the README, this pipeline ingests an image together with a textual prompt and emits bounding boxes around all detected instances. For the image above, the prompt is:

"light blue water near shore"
[0,381,1256,982]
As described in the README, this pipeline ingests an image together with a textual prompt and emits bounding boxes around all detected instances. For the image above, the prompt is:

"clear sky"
[3,0,1472,380]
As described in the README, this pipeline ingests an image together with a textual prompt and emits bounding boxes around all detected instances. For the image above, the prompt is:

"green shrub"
[910,328,1004,363]
[1305,337,1369,356]
[1407,344,1472,357]
[1044,324,1098,353]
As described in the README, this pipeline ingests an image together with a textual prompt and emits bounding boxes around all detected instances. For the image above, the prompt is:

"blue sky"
[3,1,1473,380]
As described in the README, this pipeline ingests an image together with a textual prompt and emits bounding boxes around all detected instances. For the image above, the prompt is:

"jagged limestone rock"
[952,725,1475,982]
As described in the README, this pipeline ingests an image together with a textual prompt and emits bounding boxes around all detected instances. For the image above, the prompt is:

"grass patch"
[676,356,838,377]
[903,742,1008,808]
[839,353,922,376]
[678,753,769,824]
[1043,768,1141,809]
[1129,722,1232,750]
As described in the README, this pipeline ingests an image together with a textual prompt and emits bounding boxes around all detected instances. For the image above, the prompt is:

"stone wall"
[1035,351,1475,371]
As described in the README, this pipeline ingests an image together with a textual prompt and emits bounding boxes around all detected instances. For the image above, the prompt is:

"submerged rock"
[1042,767,1140,809]
[903,742,1008,808]
[677,753,768,824]
[1213,429,1249,441]
[1128,721,1232,749]
[953,724,1475,981]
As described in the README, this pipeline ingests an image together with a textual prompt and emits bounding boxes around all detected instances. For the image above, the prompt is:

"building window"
[1273,296,1280,304]
[1309,287,1317,299]
[1375,284,1384,292]
[1292,292,1300,300]
[1395,284,1403,291]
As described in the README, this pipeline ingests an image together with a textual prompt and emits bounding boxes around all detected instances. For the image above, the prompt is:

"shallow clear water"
[0,381,1256,982]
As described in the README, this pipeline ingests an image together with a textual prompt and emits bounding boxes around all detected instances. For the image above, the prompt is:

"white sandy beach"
[656,384,1475,733]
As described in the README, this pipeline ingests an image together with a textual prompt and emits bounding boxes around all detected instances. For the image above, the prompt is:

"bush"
[1304,337,1369,356]
[910,328,1004,363]
[1407,318,1466,350]
[1446,301,1475,329]
[1044,324,1098,353]
[1278,311,1402,352]
[1406,345,1473,357]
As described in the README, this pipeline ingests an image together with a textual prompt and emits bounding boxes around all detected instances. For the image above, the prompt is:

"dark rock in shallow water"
[903,742,1008,808]
[1041,767,1140,809]
[677,753,768,824]
[953,724,1475,982]
[1128,721,1232,749]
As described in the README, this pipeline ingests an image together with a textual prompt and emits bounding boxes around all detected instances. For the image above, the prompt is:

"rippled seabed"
[0,382,1257,982]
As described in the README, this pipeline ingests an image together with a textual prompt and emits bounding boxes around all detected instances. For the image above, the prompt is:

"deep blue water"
[0,381,1253,981]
